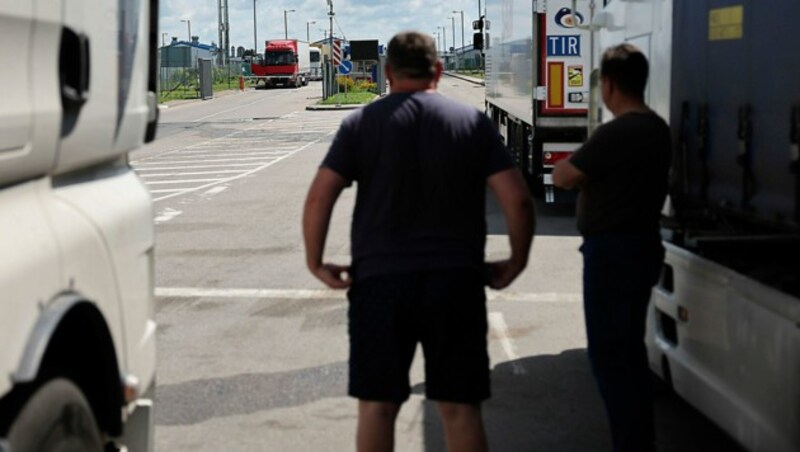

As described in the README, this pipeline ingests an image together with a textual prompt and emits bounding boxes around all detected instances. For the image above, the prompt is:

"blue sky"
[159,0,484,52]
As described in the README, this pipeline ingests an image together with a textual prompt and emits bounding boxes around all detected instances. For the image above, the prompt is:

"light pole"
[180,19,191,41]
[453,10,465,69]
[449,16,456,70]
[433,31,440,55]
[181,19,192,68]
[283,9,295,39]
[306,20,316,42]
[438,26,446,60]
[327,0,335,97]
[253,0,258,54]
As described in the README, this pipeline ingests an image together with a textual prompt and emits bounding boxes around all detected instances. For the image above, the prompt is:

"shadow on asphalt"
[413,348,746,452]
[487,191,580,237]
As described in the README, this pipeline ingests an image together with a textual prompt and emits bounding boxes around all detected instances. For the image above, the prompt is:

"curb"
[305,104,364,111]
[443,71,486,86]
[306,94,381,111]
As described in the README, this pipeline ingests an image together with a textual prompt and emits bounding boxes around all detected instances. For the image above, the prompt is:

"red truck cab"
[251,39,311,88]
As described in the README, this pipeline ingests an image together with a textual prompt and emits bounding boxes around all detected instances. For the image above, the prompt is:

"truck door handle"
[59,28,90,115]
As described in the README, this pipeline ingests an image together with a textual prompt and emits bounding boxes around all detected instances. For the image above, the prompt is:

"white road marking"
[134,163,265,171]
[149,189,187,194]
[203,186,228,196]
[154,287,581,304]
[488,312,527,375]
[192,95,275,122]
[136,156,278,165]
[487,291,582,303]
[139,170,248,178]
[151,132,334,203]
[154,208,183,223]
[144,178,223,185]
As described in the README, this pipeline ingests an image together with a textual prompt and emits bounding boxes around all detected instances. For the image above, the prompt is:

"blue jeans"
[581,233,664,452]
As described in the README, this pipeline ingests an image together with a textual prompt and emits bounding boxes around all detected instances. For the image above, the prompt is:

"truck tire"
[7,379,104,452]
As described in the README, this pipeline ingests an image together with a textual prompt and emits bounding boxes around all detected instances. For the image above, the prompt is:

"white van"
[0,1,158,451]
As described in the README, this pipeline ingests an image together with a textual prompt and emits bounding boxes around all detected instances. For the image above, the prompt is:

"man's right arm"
[303,167,351,289]
[486,168,535,289]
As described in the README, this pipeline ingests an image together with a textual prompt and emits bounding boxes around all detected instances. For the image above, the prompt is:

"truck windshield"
[264,51,296,65]
[310,51,321,63]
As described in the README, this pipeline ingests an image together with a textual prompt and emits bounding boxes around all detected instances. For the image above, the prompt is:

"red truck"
[251,39,312,88]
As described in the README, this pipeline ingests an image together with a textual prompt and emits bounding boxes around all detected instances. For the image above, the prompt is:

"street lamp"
[306,20,316,43]
[432,31,440,55]
[438,26,446,58]
[284,9,295,39]
[181,19,192,68]
[452,10,465,71]
[449,17,456,70]
[180,19,191,41]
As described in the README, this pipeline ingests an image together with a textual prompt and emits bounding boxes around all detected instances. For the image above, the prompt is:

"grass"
[321,92,376,105]
[453,69,485,80]
[159,80,241,103]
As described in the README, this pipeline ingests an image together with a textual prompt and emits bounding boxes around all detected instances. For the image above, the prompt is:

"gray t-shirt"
[569,110,671,237]
[322,91,514,281]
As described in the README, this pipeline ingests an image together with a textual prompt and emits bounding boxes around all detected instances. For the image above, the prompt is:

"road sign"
[338,60,353,74]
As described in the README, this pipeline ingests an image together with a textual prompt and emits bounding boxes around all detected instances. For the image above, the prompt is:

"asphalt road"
[131,78,744,451]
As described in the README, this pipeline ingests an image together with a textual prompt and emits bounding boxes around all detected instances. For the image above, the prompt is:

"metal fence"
[158,46,245,100]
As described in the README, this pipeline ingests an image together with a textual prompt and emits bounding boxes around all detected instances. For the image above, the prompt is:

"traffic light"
[473,32,483,50]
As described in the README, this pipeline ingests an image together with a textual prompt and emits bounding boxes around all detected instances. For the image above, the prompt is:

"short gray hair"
[387,31,438,79]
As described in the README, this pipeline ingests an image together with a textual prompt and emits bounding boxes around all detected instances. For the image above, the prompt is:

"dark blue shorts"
[347,268,490,404]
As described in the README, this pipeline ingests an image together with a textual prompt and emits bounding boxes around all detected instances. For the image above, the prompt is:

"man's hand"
[486,259,526,290]
[310,263,352,289]
[303,168,349,289]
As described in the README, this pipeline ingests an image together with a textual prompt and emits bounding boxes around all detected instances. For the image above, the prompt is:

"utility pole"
[253,0,257,55]
[217,0,230,65]
[477,0,484,70]
[439,26,446,57]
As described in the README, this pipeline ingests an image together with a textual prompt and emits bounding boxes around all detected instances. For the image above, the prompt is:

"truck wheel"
[7,379,104,452]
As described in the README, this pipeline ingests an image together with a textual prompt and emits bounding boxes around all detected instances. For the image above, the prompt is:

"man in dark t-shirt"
[553,44,671,452]
[303,31,534,452]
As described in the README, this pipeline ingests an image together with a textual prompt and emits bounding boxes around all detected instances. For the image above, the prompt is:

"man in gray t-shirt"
[303,31,535,451]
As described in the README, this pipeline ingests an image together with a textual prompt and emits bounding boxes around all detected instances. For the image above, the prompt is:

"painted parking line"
[154,287,582,303]
[488,312,526,375]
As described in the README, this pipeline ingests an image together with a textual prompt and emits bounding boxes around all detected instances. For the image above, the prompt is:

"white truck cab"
[0,1,158,451]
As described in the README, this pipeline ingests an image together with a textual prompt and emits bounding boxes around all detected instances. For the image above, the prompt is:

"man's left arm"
[303,167,351,289]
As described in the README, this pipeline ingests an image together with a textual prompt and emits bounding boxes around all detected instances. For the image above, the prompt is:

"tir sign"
[547,35,580,56]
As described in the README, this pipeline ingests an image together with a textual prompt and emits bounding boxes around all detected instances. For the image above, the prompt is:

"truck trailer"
[0,0,159,450]
[484,0,593,202]
[251,39,312,88]
[585,0,800,451]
